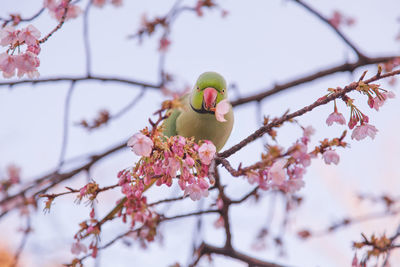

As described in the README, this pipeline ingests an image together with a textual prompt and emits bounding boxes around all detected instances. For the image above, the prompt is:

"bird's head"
[190,72,228,114]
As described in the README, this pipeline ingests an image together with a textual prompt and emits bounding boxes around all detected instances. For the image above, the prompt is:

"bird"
[163,71,234,151]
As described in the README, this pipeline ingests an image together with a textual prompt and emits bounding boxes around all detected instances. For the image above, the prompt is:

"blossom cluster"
[44,0,82,21]
[244,126,316,194]
[328,10,355,29]
[126,130,216,202]
[0,25,41,78]
[324,81,395,141]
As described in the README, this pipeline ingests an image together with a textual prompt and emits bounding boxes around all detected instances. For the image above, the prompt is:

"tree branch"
[0,75,161,90]
[231,56,398,107]
[192,242,287,267]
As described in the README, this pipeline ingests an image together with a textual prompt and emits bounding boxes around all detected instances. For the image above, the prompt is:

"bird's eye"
[197,86,200,91]
[222,89,225,93]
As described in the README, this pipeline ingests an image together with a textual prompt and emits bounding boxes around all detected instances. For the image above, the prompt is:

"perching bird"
[163,71,234,151]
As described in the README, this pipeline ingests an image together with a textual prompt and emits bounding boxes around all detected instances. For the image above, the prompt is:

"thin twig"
[59,82,76,167]
[292,0,366,59]
[11,216,31,267]
[83,0,92,75]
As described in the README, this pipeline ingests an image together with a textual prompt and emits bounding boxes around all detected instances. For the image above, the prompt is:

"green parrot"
[163,71,234,151]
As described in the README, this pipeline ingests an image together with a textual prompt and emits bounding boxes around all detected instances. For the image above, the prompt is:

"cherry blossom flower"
[322,150,340,165]
[27,44,41,55]
[111,0,123,6]
[195,1,204,16]
[185,156,195,167]
[198,142,216,165]
[269,159,287,186]
[288,165,305,180]
[44,0,82,21]
[303,126,315,138]
[18,25,41,46]
[0,26,18,47]
[290,143,311,167]
[329,11,342,28]
[92,0,106,7]
[71,241,87,255]
[326,111,346,126]
[352,254,361,267]
[6,164,21,184]
[214,216,224,228]
[0,53,17,78]
[127,133,154,157]
[351,123,378,141]
[164,157,180,177]
[246,171,261,185]
[184,181,209,201]
[372,91,395,111]
[215,99,230,122]
[285,178,305,193]
[329,10,355,29]
[158,37,171,52]
[15,51,40,78]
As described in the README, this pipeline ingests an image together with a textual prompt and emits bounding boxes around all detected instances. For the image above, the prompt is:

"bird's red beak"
[203,87,218,110]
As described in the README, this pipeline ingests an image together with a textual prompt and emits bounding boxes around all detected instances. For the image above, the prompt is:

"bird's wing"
[163,107,181,137]
[162,94,189,137]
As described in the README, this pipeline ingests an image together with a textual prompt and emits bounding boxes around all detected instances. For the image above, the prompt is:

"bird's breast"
[176,105,234,151]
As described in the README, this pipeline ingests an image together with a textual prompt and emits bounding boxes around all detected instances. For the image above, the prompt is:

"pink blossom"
[246,171,260,185]
[15,52,40,78]
[184,156,195,167]
[198,142,216,165]
[322,150,340,165]
[7,164,21,184]
[328,10,355,29]
[291,143,311,167]
[44,0,82,21]
[285,179,305,193]
[216,198,223,209]
[111,0,123,6]
[269,159,287,186]
[352,254,361,267]
[326,111,346,126]
[0,53,17,78]
[27,44,41,55]
[372,91,395,111]
[214,216,224,228]
[329,11,342,28]
[303,126,315,137]
[92,0,106,7]
[351,123,378,141]
[184,182,209,201]
[158,37,171,52]
[79,185,88,197]
[127,133,153,157]
[215,99,230,122]
[195,1,203,16]
[18,25,41,46]
[71,241,87,255]
[0,26,18,47]
[289,166,305,180]
[164,157,180,177]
